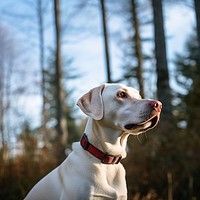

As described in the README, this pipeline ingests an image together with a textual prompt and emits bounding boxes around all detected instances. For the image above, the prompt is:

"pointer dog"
[24,83,162,200]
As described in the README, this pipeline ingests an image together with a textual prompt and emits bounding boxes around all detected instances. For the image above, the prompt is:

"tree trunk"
[131,0,144,98]
[0,66,5,160]
[194,0,200,71]
[152,1,174,184]
[152,0,172,116]
[54,0,68,147]
[0,46,8,162]
[37,0,48,145]
[100,0,112,83]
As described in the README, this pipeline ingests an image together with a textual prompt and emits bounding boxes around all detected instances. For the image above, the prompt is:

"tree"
[152,0,172,116]
[175,31,200,131]
[99,0,112,83]
[0,24,16,162]
[1,0,51,147]
[36,0,48,146]
[116,0,149,97]
[151,1,174,199]
[194,0,200,68]
[53,0,68,147]
[131,0,144,97]
[175,29,200,200]
[45,50,80,145]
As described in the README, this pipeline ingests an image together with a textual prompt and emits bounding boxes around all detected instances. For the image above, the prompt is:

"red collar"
[80,134,122,164]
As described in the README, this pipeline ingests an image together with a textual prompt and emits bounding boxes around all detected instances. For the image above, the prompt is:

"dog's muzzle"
[124,100,162,132]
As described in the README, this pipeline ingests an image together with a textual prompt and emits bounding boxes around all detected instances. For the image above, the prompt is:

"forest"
[0,0,200,199]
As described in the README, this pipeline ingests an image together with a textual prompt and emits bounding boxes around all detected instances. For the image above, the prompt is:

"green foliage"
[45,49,81,143]
[175,29,200,130]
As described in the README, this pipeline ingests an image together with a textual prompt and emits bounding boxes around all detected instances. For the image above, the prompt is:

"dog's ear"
[77,84,105,120]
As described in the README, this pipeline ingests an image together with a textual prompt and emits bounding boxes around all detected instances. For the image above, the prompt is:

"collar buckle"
[101,154,122,164]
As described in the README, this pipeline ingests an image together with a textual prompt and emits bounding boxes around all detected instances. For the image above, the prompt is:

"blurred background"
[0,0,199,199]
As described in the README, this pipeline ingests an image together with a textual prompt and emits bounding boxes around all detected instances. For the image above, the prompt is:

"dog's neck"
[84,118,129,159]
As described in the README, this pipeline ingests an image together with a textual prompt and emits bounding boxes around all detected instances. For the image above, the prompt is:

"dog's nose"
[149,100,162,111]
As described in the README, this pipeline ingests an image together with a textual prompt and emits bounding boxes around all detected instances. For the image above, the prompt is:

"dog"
[24,83,162,200]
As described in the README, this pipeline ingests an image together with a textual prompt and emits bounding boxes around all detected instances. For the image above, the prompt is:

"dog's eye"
[117,91,127,98]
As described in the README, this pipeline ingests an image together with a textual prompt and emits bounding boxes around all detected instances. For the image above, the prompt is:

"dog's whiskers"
[136,132,148,144]
[136,135,143,144]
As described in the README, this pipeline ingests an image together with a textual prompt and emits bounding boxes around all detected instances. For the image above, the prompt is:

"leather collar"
[80,134,122,164]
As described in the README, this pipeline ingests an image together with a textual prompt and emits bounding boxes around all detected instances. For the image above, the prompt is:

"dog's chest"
[68,144,128,199]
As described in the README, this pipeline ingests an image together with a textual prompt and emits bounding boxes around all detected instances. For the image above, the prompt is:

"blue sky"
[0,1,196,128]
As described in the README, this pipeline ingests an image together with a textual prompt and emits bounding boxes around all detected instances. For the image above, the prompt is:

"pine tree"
[175,30,200,131]
[45,50,80,161]
[120,0,145,97]
[174,29,200,199]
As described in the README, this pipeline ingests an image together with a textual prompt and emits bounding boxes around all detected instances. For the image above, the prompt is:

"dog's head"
[77,83,162,135]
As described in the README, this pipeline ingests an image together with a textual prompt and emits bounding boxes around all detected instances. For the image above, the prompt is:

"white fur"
[24,83,161,200]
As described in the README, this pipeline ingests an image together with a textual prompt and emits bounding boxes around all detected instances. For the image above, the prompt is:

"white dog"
[24,83,162,200]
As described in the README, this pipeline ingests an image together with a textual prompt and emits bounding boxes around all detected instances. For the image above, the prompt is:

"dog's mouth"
[124,113,160,133]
